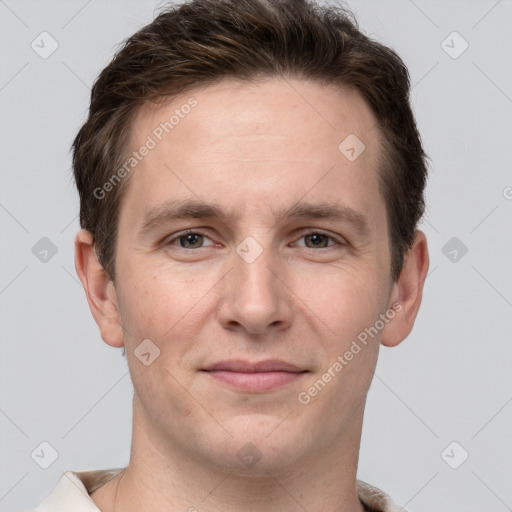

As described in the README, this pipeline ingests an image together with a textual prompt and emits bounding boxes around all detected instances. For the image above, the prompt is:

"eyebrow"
[138,198,371,238]
[284,202,370,237]
[138,199,237,236]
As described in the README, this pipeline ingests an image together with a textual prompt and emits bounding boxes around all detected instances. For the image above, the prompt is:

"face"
[108,78,398,474]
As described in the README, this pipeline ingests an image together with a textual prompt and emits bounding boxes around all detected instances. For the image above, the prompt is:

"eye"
[166,230,215,249]
[295,231,341,249]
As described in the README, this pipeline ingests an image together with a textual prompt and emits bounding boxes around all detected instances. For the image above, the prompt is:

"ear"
[74,230,125,348]
[380,230,429,348]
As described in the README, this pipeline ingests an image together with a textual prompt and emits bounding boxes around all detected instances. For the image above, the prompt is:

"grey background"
[1,0,511,510]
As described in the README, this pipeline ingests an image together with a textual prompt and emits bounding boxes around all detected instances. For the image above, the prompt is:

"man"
[33,0,429,510]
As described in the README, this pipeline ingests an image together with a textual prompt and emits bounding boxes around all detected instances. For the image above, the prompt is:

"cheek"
[118,268,206,405]
[294,262,386,347]
[295,270,383,417]
[115,261,219,364]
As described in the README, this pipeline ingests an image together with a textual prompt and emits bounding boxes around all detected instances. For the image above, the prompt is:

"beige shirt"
[33,469,406,511]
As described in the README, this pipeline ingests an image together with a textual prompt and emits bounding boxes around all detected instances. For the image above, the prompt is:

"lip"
[202,359,308,392]
[203,359,305,373]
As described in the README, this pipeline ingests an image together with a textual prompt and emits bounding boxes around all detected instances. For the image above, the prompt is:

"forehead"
[121,77,385,227]
[132,77,379,155]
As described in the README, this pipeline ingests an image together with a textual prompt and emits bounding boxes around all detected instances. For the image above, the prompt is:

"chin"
[199,417,309,475]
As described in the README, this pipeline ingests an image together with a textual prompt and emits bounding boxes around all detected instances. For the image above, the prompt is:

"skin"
[75,77,429,512]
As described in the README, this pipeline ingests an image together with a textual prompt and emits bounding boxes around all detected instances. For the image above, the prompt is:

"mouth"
[201,359,309,393]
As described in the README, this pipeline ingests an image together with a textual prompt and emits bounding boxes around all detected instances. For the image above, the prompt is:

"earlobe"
[380,230,429,348]
[74,230,125,348]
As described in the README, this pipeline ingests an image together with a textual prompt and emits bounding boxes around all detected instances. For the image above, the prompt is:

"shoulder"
[32,468,124,511]
[357,480,406,512]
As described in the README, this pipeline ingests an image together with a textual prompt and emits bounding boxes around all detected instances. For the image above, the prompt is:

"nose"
[216,243,292,336]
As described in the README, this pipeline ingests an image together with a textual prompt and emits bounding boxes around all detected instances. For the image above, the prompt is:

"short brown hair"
[72,0,429,282]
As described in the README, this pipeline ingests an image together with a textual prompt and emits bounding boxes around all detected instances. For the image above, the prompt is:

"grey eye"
[303,233,331,248]
[179,233,204,248]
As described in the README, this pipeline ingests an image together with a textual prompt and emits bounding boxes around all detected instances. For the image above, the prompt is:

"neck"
[92,396,367,512]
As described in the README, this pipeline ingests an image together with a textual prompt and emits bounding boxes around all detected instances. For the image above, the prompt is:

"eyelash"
[163,229,345,250]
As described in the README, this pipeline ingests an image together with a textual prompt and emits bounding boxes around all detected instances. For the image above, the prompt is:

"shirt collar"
[34,469,405,512]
